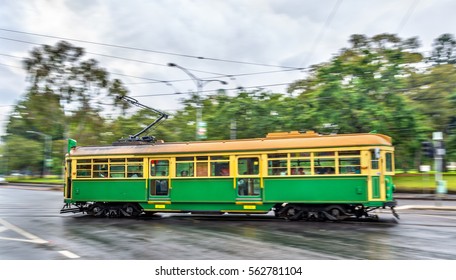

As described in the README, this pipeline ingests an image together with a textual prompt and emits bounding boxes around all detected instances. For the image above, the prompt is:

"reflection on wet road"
[1,187,455,259]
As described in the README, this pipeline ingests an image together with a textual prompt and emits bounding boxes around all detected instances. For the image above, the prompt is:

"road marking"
[0,218,80,259]
[0,236,48,243]
[0,217,48,244]
[58,250,80,259]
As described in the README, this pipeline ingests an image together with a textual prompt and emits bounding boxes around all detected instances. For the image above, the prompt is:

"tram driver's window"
[386,153,393,172]
[371,149,380,169]
[237,157,260,175]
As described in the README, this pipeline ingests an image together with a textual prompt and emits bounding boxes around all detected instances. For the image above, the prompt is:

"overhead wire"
[396,0,420,33]
[0,27,303,70]
[300,0,343,67]
[0,35,305,89]
[0,48,298,95]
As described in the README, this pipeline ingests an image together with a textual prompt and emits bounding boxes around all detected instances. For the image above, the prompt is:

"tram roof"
[69,131,393,157]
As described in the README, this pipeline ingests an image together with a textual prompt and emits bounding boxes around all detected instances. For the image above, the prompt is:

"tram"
[61,130,397,220]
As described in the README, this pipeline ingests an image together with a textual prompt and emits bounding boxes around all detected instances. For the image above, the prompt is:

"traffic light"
[421,141,434,158]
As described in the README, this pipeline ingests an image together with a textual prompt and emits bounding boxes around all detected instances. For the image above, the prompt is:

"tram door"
[148,159,170,199]
[235,156,262,199]
[64,159,72,199]
[369,149,385,200]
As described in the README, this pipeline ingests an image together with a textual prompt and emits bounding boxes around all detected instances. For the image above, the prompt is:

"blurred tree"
[428,33,456,65]
[410,34,456,162]
[288,33,426,170]
[23,41,129,112]
[3,135,42,175]
[3,41,130,175]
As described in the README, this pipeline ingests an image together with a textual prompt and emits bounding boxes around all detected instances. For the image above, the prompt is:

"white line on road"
[0,217,48,244]
[58,250,80,259]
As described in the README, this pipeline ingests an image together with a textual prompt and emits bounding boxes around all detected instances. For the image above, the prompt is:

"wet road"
[1,186,456,260]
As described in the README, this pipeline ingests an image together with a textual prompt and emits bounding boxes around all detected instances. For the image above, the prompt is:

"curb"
[395,205,456,211]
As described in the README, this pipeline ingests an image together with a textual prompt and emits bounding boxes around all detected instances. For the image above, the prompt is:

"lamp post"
[27,130,52,177]
[168,63,227,140]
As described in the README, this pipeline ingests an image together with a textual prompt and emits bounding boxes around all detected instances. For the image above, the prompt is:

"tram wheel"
[89,203,106,217]
[285,206,303,221]
[122,203,141,217]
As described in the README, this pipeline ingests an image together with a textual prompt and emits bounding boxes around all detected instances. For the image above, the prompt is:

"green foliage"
[3,41,129,175]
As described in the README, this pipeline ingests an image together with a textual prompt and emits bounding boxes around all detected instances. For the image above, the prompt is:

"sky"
[0,0,455,137]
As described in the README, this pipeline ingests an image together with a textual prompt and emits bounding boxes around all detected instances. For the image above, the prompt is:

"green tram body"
[62,131,397,220]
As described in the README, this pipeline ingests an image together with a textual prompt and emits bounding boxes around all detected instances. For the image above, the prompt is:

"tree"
[3,41,130,175]
[288,33,426,170]
[23,41,129,112]
[428,33,456,65]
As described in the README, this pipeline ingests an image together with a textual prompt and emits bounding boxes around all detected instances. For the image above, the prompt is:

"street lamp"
[26,130,52,177]
[168,63,228,140]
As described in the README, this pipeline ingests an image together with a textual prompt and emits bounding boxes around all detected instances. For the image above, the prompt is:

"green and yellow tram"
[61,131,397,220]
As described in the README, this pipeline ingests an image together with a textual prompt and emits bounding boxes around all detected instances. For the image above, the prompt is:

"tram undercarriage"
[61,201,398,220]
[60,202,143,218]
[273,202,399,221]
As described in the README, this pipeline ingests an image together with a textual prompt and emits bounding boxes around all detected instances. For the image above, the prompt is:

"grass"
[5,175,64,184]
[393,173,456,193]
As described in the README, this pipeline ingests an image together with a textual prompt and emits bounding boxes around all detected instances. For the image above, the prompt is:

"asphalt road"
[1,185,456,260]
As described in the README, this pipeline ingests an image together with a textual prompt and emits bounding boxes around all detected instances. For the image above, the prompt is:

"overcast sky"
[1,0,455,137]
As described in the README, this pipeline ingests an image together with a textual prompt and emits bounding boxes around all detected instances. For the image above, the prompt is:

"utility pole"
[433,132,447,204]
[168,63,227,140]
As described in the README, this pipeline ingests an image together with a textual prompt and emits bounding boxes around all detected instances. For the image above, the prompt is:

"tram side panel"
[71,179,148,202]
[263,176,368,203]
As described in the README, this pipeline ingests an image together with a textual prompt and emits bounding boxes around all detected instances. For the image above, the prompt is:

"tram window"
[371,150,380,169]
[386,153,393,172]
[290,152,310,157]
[237,178,260,196]
[127,158,143,177]
[290,159,311,175]
[196,161,209,177]
[238,157,259,175]
[177,156,193,161]
[150,160,169,177]
[314,158,335,174]
[339,157,361,174]
[110,165,125,178]
[268,159,288,175]
[268,153,287,158]
[93,163,108,178]
[127,165,143,177]
[150,179,169,196]
[93,158,108,178]
[76,159,91,178]
[314,151,335,157]
[210,156,230,176]
[338,150,360,156]
[176,160,194,177]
